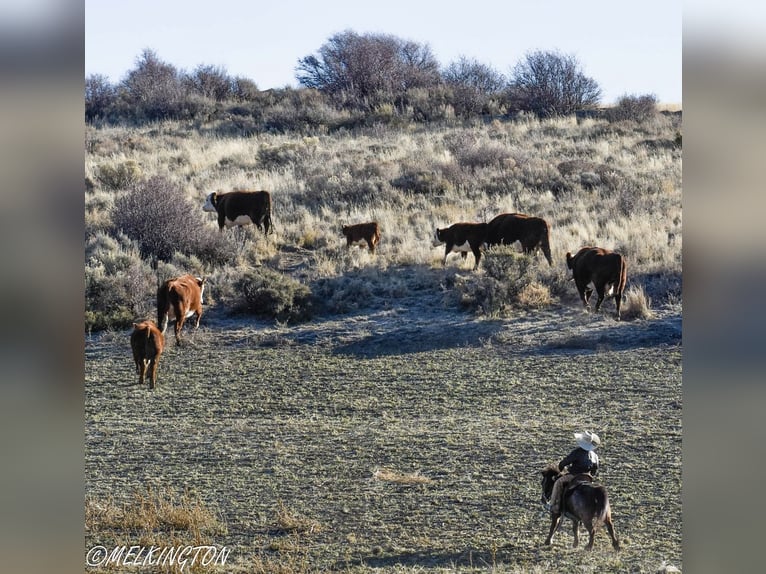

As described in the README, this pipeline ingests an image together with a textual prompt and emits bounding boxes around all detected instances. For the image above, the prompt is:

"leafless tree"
[296,30,441,110]
[443,56,505,118]
[183,64,233,102]
[508,50,601,117]
[120,49,186,120]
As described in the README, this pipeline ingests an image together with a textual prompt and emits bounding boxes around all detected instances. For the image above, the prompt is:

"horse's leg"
[605,515,620,550]
[571,518,580,548]
[545,514,561,545]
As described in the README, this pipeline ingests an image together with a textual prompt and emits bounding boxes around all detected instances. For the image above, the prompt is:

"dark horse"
[540,464,620,550]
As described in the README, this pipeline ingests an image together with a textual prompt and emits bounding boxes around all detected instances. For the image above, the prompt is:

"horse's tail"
[592,487,611,526]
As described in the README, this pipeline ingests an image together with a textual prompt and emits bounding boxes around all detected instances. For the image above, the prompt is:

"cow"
[486,213,553,266]
[157,274,206,343]
[566,246,628,320]
[202,190,273,235]
[130,320,165,389]
[342,222,381,254]
[433,222,488,270]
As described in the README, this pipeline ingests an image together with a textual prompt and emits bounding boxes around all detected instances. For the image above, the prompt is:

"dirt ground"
[85,264,682,573]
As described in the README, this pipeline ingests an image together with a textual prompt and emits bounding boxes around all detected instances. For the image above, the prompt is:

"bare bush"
[85,232,156,331]
[443,56,506,118]
[233,267,313,322]
[296,30,441,111]
[607,93,659,123]
[95,159,142,191]
[508,50,602,117]
[112,175,235,264]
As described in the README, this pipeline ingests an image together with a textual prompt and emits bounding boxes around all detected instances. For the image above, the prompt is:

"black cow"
[486,213,553,265]
[433,222,488,270]
[202,190,273,235]
[566,246,628,320]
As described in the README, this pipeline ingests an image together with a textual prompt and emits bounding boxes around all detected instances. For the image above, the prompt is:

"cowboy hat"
[574,430,601,451]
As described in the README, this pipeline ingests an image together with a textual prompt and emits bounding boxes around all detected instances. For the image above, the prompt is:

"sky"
[85,0,682,105]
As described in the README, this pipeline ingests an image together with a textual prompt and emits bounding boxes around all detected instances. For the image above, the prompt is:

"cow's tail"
[541,223,553,266]
[156,283,168,334]
[618,255,628,295]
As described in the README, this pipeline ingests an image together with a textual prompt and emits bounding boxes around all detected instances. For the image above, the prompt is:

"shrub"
[233,267,313,322]
[391,170,453,195]
[447,247,554,316]
[95,160,143,191]
[112,175,236,264]
[606,93,658,123]
[621,284,655,320]
[85,232,156,331]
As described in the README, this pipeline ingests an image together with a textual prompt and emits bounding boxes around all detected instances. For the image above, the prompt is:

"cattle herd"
[130,190,628,390]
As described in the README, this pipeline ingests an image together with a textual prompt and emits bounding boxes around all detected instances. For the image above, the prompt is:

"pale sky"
[85,0,682,105]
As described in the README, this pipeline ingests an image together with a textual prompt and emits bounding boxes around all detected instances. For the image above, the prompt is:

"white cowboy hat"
[574,430,601,451]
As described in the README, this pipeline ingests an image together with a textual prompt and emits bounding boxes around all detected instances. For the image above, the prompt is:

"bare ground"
[85,263,682,573]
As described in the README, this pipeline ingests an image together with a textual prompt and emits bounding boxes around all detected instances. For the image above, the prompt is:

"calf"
[202,190,273,235]
[157,274,206,343]
[342,222,381,253]
[566,246,628,320]
[486,213,553,265]
[130,320,165,389]
[433,222,488,270]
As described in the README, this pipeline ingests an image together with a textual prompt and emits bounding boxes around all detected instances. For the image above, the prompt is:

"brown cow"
[433,222,488,270]
[202,190,273,235]
[486,213,553,266]
[157,274,206,343]
[566,246,628,320]
[342,222,381,253]
[130,320,165,389]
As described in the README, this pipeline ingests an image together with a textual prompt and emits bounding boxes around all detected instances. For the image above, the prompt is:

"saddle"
[564,473,594,494]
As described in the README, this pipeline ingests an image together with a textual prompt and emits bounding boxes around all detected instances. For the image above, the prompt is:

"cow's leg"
[172,303,185,343]
[594,284,606,312]
[471,244,482,270]
[545,514,562,545]
[138,360,147,386]
[158,313,168,335]
[575,280,590,309]
[148,359,157,390]
[366,238,375,253]
[194,310,202,330]
[614,293,622,321]
[443,244,453,266]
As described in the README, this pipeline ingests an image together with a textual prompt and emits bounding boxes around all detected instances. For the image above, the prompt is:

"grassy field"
[85,267,681,573]
[85,109,681,572]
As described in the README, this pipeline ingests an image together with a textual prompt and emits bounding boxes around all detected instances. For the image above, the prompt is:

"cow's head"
[202,192,218,213]
[433,228,447,246]
[341,225,349,237]
[565,252,574,270]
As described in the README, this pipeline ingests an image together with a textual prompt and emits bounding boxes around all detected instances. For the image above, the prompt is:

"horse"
[540,464,620,550]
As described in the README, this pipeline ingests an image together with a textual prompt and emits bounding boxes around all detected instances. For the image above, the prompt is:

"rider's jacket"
[558,447,599,476]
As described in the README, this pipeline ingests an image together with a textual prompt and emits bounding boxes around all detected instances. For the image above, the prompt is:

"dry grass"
[273,500,324,536]
[85,486,225,536]
[621,284,655,320]
[373,467,434,485]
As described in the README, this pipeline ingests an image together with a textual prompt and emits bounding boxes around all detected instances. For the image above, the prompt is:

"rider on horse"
[549,430,601,515]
